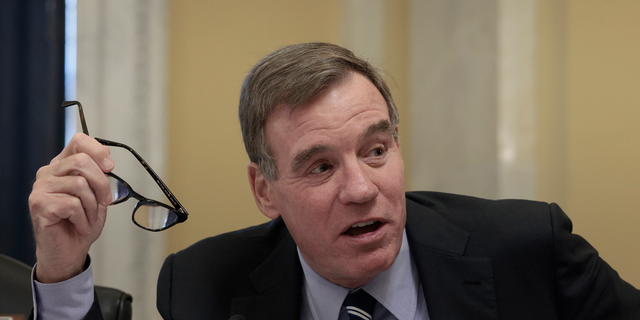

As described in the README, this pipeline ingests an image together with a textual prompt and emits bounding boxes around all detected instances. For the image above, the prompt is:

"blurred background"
[1,0,638,318]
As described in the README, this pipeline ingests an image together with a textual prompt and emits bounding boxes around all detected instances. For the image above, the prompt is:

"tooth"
[351,221,376,228]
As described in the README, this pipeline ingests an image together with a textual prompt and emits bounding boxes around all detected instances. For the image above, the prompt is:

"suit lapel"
[228,197,500,320]
[406,198,498,320]
[230,221,303,320]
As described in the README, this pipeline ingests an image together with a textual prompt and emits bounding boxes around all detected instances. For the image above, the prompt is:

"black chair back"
[0,254,133,320]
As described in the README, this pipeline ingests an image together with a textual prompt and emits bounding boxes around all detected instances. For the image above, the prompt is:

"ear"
[394,125,401,151]
[247,162,280,220]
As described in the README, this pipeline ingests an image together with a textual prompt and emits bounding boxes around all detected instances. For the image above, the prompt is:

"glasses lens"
[133,204,179,231]
[108,175,129,204]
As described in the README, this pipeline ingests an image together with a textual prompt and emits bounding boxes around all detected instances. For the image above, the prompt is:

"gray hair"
[239,42,399,181]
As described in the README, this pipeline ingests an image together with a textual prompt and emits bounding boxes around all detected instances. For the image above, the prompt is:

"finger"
[34,175,101,225]
[29,190,108,283]
[36,154,112,213]
[54,132,114,172]
[48,153,113,207]
[29,190,92,236]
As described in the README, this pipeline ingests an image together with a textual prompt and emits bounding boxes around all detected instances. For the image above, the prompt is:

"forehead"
[276,73,387,124]
[265,73,390,156]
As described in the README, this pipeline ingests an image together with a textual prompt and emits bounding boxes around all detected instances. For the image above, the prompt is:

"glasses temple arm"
[61,101,89,136]
[96,138,188,217]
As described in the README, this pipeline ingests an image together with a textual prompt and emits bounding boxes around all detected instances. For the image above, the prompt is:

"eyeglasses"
[62,101,188,231]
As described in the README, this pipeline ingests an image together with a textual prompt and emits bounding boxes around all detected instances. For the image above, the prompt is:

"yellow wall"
[166,1,342,254]
[166,1,411,255]
[383,0,412,184]
[167,0,638,289]
[538,0,640,287]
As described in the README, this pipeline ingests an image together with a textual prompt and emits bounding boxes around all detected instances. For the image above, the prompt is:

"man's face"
[253,72,406,288]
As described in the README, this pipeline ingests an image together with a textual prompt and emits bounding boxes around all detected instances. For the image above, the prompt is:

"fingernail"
[102,157,114,170]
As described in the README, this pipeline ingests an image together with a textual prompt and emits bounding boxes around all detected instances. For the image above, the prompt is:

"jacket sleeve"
[550,203,640,319]
[156,253,174,319]
[29,290,102,320]
[83,291,105,320]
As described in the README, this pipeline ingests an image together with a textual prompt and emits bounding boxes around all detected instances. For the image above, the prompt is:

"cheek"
[279,188,333,232]
[380,156,405,196]
[294,190,346,244]
[298,191,335,225]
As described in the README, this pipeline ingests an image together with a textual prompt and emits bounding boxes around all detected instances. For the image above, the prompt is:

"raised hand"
[29,133,114,283]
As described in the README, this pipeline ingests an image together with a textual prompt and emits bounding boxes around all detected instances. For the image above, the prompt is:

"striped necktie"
[344,289,376,320]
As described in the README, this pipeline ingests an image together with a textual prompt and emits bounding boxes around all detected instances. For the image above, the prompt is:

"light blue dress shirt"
[33,231,430,319]
[299,230,430,320]
[32,259,95,320]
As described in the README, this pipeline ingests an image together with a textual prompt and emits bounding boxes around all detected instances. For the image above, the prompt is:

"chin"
[340,247,399,288]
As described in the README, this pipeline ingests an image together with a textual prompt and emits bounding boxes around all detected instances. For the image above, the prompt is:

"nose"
[338,160,379,204]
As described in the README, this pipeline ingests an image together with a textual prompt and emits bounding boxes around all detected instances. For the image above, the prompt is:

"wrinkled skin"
[248,72,406,288]
[29,133,114,283]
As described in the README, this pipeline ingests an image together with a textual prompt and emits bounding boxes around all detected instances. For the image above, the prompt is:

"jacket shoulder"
[157,218,290,319]
[406,191,548,212]
[405,191,555,259]
[406,191,551,230]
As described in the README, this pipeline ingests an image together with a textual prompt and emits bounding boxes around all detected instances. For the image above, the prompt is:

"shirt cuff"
[31,257,95,320]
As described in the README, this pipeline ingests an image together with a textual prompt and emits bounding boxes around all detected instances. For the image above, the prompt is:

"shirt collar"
[298,229,419,320]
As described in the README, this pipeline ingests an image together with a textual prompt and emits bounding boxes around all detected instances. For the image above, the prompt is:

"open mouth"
[344,220,382,236]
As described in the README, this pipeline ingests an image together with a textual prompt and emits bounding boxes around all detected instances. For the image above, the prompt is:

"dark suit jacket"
[98,192,640,319]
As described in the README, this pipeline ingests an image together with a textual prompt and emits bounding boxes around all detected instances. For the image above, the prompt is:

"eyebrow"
[290,119,395,173]
[291,144,332,172]
[359,119,394,144]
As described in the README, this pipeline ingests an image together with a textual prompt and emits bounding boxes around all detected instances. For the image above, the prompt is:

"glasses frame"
[62,100,188,231]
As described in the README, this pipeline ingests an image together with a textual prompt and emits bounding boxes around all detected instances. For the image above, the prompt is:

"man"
[30,43,640,319]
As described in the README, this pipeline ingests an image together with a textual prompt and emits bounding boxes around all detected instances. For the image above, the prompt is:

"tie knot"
[344,289,376,320]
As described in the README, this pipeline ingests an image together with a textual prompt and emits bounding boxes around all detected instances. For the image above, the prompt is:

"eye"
[369,147,384,157]
[310,163,332,174]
